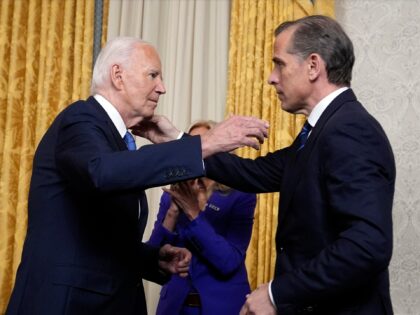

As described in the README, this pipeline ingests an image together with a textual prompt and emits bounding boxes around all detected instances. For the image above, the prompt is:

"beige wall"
[336,1,420,314]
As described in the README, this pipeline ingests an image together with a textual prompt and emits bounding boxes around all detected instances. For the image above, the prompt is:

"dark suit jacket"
[6,97,205,315]
[204,89,396,315]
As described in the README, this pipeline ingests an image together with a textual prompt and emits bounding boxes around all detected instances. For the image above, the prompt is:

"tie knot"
[124,132,136,151]
[297,121,312,151]
[301,121,312,134]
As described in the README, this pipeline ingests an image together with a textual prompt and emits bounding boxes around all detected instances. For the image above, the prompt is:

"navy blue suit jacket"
[204,89,396,315]
[6,97,205,315]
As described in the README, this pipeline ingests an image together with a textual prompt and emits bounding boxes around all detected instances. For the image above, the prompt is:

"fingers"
[163,189,184,212]
[167,182,196,200]
[201,115,269,158]
[245,138,261,150]
[159,246,191,276]
[164,186,182,198]
[176,265,190,277]
[240,303,248,315]
[130,115,180,143]
[230,115,269,134]
[180,248,192,263]
[176,249,191,277]
[158,244,174,258]
[246,127,268,144]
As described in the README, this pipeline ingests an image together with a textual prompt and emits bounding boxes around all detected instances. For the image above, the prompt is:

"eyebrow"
[272,57,284,65]
[145,66,162,74]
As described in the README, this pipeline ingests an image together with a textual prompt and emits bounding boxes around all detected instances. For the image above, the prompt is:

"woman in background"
[148,120,257,315]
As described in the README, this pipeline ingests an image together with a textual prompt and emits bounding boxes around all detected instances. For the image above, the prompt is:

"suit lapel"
[278,89,358,226]
[87,97,147,234]
[87,96,128,152]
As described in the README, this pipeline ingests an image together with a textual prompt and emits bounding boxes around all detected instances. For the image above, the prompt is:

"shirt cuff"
[268,281,278,311]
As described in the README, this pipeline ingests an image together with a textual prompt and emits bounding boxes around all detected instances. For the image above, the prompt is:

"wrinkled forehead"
[132,43,162,69]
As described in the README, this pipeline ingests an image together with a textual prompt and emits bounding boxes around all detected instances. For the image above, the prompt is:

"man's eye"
[150,73,159,79]
[275,62,284,69]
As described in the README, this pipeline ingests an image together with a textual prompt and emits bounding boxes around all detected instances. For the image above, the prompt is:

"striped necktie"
[297,121,312,151]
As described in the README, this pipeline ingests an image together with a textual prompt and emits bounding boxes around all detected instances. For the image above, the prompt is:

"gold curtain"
[0,0,109,312]
[226,0,335,289]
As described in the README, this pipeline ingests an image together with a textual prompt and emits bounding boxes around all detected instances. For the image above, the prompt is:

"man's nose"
[156,79,166,94]
[267,71,277,85]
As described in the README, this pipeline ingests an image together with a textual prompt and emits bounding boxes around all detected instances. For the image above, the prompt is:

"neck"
[96,90,135,128]
[306,83,345,115]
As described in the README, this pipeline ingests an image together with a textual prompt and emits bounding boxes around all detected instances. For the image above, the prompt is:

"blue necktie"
[123,131,142,220]
[297,121,312,151]
[123,132,136,151]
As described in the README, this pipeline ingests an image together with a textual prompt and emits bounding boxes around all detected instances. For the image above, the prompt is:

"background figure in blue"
[148,120,257,315]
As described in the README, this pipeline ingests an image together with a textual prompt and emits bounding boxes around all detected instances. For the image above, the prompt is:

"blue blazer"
[148,189,256,315]
[6,97,205,315]
[204,89,396,315]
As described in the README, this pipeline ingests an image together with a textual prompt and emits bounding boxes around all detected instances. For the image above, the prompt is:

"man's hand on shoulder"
[131,115,181,144]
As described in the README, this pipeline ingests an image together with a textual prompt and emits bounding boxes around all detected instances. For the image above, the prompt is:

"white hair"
[90,37,150,95]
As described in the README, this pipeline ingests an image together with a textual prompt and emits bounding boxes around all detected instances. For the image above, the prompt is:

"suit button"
[297,306,314,314]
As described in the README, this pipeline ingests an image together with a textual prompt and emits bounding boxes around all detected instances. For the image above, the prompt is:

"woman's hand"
[164,179,207,221]
[162,200,180,232]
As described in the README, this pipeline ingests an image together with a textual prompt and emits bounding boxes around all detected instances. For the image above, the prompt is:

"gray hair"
[90,37,150,95]
[275,15,354,86]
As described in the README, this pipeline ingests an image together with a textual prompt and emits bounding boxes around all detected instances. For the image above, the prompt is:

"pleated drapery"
[226,0,335,289]
[0,0,108,311]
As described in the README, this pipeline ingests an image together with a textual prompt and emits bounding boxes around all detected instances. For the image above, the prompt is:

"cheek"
[143,83,156,96]
[135,87,149,100]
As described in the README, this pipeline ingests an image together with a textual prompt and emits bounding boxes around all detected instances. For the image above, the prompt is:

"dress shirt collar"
[93,94,127,138]
[307,87,349,128]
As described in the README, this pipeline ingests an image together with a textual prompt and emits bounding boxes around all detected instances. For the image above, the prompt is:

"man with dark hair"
[204,15,395,315]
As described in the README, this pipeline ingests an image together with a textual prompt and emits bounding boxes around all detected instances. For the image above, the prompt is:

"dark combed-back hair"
[275,15,355,86]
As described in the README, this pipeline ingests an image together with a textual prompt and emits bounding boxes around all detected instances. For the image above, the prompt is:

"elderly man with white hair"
[6,37,268,315]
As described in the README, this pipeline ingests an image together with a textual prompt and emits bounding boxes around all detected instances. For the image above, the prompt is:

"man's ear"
[110,64,124,90]
[307,53,323,81]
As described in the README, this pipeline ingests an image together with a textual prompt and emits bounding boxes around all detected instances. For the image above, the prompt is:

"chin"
[280,102,290,111]
[281,105,297,115]
[143,111,155,119]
